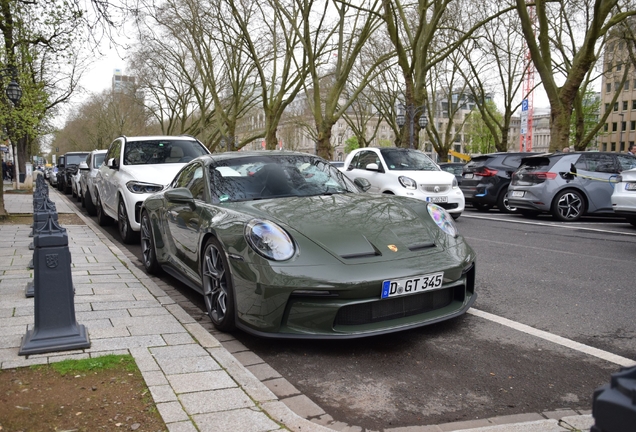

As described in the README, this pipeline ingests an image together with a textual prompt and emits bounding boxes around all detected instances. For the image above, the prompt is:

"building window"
[632,121,636,131]
[613,122,618,131]
[614,102,619,111]
[604,123,609,132]
[611,142,616,151]
[617,63,622,71]
[605,103,610,112]
[606,83,612,92]
[624,101,629,111]
[622,121,627,131]
[633,100,636,110]
[602,143,607,151]
[615,82,621,91]
[626,80,630,91]
[620,142,626,151]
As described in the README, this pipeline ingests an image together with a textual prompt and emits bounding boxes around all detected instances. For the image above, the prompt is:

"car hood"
[229,194,442,261]
[386,169,455,185]
[121,164,185,185]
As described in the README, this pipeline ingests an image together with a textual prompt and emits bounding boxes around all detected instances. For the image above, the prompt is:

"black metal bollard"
[591,365,636,432]
[18,214,90,356]
[26,199,58,272]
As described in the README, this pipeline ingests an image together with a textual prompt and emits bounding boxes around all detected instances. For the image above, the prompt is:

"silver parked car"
[508,152,636,221]
[79,150,107,216]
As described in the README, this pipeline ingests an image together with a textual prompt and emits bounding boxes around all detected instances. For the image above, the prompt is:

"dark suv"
[57,151,90,194]
[460,152,538,213]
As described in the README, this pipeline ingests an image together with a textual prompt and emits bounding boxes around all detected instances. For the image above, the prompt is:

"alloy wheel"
[556,191,583,221]
[202,243,228,324]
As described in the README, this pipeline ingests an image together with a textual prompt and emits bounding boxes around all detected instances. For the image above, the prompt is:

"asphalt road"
[68,192,636,429]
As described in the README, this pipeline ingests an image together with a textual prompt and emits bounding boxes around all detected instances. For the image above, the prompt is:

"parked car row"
[57,137,476,339]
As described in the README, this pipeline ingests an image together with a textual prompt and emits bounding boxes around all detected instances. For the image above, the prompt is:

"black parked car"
[460,152,538,213]
[57,151,90,194]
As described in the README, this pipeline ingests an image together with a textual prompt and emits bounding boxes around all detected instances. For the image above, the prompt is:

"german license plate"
[427,196,448,203]
[626,183,636,191]
[464,173,474,179]
[511,191,525,197]
[381,272,444,299]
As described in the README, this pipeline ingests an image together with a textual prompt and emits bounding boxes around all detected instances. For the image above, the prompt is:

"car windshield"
[210,154,359,202]
[123,139,208,165]
[93,153,106,168]
[379,148,439,171]
[66,154,89,165]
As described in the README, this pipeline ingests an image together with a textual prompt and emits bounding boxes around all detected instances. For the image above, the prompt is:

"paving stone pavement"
[0,184,595,432]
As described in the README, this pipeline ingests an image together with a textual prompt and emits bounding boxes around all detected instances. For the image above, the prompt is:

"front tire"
[627,217,636,227]
[552,189,585,222]
[473,203,491,212]
[140,211,161,275]
[85,189,97,216]
[202,237,236,332]
[96,193,113,226]
[118,198,138,244]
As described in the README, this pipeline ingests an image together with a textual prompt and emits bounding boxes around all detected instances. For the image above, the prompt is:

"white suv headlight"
[126,181,164,194]
[398,176,417,190]
[452,177,458,188]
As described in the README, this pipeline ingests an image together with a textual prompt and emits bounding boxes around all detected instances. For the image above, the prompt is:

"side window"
[188,167,205,201]
[105,140,122,165]
[595,154,618,173]
[617,154,636,171]
[502,155,523,168]
[357,151,379,169]
[173,164,196,189]
[579,154,617,173]
[349,152,361,170]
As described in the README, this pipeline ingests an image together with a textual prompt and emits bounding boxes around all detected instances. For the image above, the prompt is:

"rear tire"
[627,217,636,227]
[551,189,585,222]
[497,191,516,213]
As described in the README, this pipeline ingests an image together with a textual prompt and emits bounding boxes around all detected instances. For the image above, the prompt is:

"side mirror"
[107,158,119,169]
[165,187,194,204]
[365,163,382,172]
[79,161,89,171]
[354,178,371,192]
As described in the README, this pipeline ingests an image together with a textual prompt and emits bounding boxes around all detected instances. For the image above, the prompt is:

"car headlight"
[398,176,417,190]
[427,204,458,237]
[126,181,164,194]
[245,219,295,261]
[452,177,458,188]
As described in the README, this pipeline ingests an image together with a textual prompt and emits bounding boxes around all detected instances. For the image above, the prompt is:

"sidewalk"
[0,185,595,432]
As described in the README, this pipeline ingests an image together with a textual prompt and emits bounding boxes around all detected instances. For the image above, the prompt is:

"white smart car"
[611,166,636,226]
[94,135,211,243]
[342,147,465,219]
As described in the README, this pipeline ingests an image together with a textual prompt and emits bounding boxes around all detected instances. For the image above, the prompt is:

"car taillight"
[478,167,498,177]
[534,172,557,180]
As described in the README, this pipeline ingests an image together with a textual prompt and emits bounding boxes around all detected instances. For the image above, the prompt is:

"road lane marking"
[462,214,636,236]
[468,308,636,367]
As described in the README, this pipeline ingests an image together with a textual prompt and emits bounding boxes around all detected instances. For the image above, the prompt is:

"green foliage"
[464,102,502,154]
[33,354,138,376]
[378,139,393,147]
[344,136,359,153]
[570,90,601,150]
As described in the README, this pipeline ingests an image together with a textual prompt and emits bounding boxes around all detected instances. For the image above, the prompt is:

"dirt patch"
[1,213,85,225]
[0,355,166,432]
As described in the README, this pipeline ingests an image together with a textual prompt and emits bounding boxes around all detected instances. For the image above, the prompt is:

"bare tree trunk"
[316,124,334,160]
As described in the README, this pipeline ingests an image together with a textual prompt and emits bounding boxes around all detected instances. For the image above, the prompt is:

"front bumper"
[611,185,636,216]
[393,187,465,214]
[230,250,476,339]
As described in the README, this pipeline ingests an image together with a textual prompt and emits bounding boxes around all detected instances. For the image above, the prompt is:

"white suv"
[342,147,465,219]
[94,135,210,243]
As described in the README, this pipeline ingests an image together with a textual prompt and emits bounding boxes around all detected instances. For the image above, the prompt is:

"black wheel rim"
[202,244,228,323]
[140,214,152,266]
[118,201,129,237]
[557,192,582,220]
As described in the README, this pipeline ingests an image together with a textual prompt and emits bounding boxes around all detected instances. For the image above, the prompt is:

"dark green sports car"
[140,151,476,338]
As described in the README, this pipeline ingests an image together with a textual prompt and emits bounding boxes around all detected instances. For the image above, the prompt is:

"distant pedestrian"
[6,161,14,181]
[563,147,570,153]
[2,159,7,181]
[628,144,636,156]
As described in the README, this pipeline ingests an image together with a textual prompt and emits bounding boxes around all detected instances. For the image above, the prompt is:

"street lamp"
[396,103,428,149]
[5,79,22,105]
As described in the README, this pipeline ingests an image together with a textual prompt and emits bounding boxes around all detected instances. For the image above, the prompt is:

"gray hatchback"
[508,152,636,221]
